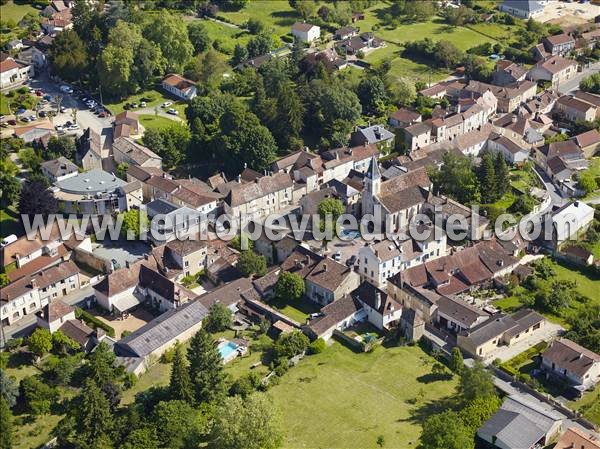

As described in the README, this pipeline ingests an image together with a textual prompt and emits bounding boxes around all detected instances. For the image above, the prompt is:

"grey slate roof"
[115,300,209,358]
[41,157,78,177]
[478,409,546,449]
[354,124,395,144]
[478,394,562,449]
[501,0,543,13]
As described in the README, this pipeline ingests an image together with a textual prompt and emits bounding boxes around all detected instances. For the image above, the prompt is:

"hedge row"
[75,308,116,338]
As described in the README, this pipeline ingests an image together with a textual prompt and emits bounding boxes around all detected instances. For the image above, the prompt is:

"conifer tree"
[494,152,510,197]
[169,345,194,404]
[478,152,497,203]
[0,396,13,449]
[187,329,226,404]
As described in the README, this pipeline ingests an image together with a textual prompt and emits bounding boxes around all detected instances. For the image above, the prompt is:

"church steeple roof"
[366,156,380,180]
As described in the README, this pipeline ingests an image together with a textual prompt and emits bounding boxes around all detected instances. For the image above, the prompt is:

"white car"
[167,108,178,115]
[162,101,172,108]
[140,101,147,107]
[60,106,67,113]
[55,124,64,131]
[60,85,73,94]
[68,124,80,130]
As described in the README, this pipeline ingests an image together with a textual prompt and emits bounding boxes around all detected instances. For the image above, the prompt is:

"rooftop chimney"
[323,263,328,272]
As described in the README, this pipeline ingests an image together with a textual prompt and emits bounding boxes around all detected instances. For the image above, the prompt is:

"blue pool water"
[218,341,238,359]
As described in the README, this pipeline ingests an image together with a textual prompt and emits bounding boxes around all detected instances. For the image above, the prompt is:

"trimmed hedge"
[75,308,115,338]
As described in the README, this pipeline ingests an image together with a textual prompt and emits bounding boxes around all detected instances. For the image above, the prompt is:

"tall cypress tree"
[494,152,510,198]
[478,152,497,203]
[75,379,114,449]
[0,396,13,449]
[187,329,226,404]
[169,345,194,405]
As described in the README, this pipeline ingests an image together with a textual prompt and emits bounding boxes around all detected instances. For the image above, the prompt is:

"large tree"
[274,271,305,302]
[187,329,226,404]
[477,152,498,204]
[144,12,194,73]
[27,328,52,359]
[357,75,388,116]
[187,21,211,54]
[208,394,283,449]
[204,303,233,333]
[0,369,19,408]
[18,180,58,219]
[153,400,204,449]
[72,379,114,448]
[430,153,480,204]
[458,361,496,403]
[420,410,474,449]
[0,396,13,449]
[216,108,278,173]
[303,80,362,147]
[169,345,194,405]
[49,30,89,81]
[237,250,268,278]
[0,174,20,208]
[494,152,510,198]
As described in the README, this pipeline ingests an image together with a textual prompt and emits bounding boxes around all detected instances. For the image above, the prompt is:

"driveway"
[482,321,564,364]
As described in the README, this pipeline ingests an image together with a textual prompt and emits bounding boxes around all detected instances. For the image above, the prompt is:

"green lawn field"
[139,114,181,131]
[217,0,298,37]
[104,89,188,117]
[0,1,38,23]
[270,342,457,449]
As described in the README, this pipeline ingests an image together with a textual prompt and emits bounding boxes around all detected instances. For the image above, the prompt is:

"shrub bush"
[74,308,115,337]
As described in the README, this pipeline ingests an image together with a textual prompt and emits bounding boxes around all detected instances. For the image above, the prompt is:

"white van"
[1,234,17,247]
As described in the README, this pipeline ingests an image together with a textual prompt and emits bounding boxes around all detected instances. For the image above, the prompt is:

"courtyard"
[94,307,155,339]
[91,240,151,270]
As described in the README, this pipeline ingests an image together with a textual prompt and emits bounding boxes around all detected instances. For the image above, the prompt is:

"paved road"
[558,62,600,94]
[137,106,184,123]
[0,284,95,346]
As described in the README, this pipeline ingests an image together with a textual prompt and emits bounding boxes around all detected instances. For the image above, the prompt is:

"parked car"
[162,101,172,108]
[346,255,357,267]
[55,124,64,131]
[39,111,47,117]
[140,101,147,107]
[7,119,16,126]
[60,85,73,94]
[35,90,43,96]
[16,108,25,115]
[98,111,107,118]
[60,106,67,113]
[68,124,80,130]
[167,108,178,115]
[28,115,36,121]
[21,117,30,122]
[334,251,342,262]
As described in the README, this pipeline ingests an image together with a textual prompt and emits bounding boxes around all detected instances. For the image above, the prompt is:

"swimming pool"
[218,341,239,360]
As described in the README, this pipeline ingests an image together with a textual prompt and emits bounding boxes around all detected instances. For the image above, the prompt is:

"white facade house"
[292,22,320,43]
[0,57,34,89]
[1,262,80,326]
[358,240,402,288]
[549,201,595,247]
[161,74,197,100]
[541,338,600,392]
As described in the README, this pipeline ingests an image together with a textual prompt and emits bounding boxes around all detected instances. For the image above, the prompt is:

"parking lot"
[25,72,113,136]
